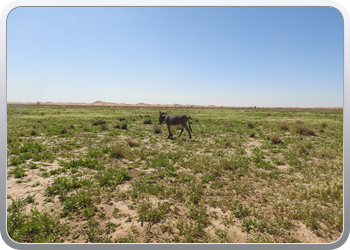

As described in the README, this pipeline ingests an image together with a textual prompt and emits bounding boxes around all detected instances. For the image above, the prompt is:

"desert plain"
[6,102,343,243]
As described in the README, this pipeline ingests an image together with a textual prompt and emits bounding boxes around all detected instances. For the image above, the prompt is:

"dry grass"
[294,122,315,136]
[269,133,283,144]
[110,146,124,159]
[276,122,289,131]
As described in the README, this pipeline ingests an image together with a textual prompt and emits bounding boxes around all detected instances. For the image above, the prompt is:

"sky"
[6,7,343,107]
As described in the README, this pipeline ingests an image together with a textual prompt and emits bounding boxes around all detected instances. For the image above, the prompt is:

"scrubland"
[6,105,343,243]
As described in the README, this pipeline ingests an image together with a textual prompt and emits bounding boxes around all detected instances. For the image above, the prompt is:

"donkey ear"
[159,111,161,115]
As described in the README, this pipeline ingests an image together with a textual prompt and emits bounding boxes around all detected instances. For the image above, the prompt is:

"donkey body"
[158,111,192,139]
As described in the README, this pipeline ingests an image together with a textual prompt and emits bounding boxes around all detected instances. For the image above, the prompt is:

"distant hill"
[6,101,343,109]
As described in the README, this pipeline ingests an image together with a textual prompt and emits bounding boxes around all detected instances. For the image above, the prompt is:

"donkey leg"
[167,125,173,139]
[178,128,184,138]
[184,125,192,139]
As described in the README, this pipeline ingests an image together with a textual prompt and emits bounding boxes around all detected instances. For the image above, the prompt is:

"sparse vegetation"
[126,139,139,147]
[7,105,343,243]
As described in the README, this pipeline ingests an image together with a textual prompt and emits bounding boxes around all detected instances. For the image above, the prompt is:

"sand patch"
[7,160,62,209]
[245,139,262,156]
[292,221,324,243]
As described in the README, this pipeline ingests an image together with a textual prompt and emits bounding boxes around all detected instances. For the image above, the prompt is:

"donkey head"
[158,111,167,124]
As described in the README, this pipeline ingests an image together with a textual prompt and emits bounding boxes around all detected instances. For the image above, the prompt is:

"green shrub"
[101,124,109,131]
[247,121,254,128]
[249,132,256,137]
[61,158,103,170]
[28,162,38,169]
[11,166,26,178]
[137,201,169,226]
[7,208,69,243]
[61,191,94,217]
[187,205,209,227]
[153,125,162,134]
[95,167,131,187]
[143,118,152,124]
[92,120,106,126]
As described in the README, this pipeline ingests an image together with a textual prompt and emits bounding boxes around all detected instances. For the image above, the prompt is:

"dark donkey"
[158,111,192,139]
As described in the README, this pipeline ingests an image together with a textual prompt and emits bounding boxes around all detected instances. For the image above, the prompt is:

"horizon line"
[6,101,343,109]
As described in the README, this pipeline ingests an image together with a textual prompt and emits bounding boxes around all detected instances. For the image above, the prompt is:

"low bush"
[143,118,152,124]
[277,122,289,131]
[121,123,127,130]
[92,120,106,126]
[270,133,282,144]
[153,125,162,134]
[110,146,124,159]
[294,124,315,136]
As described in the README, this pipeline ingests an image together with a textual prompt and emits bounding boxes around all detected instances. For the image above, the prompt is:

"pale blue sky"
[7,7,343,107]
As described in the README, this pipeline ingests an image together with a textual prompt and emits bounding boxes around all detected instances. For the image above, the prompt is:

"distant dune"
[6,101,343,109]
